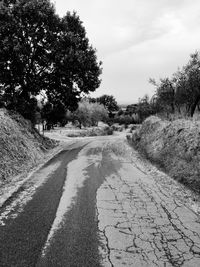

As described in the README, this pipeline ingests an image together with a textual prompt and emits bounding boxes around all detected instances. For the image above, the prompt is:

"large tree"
[0,0,59,105]
[0,0,102,120]
[47,11,102,111]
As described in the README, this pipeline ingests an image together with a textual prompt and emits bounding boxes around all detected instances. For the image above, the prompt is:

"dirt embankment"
[128,116,200,193]
[0,109,57,182]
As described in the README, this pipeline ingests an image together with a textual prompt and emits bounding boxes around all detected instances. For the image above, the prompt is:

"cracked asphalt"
[96,138,200,267]
[0,135,200,266]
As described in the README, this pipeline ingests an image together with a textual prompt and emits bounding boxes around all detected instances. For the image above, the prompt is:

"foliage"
[0,0,102,122]
[123,95,159,123]
[0,0,58,101]
[113,115,136,125]
[16,97,40,125]
[177,52,200,116]
[125,104,138,115]
[41,101,67,129]
[117,109,124,116]
[150,51,200,117]
[136,95,157,122]
[47,12,102,111]
[96,94,119,115]
[75,100,108,128]
[149,78,175,114]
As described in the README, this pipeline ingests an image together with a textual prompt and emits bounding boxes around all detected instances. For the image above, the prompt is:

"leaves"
[150,51,200,117]
[96,94,119,114]
[75,100,108,127]
[0,0,102,121]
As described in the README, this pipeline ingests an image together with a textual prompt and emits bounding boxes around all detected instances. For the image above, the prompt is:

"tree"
[96,94,119,116]
[41,101,67,129]
[136,94,156,122]
[46,12,102,111]
[117,109,124,116]
[125,104,138,115]
[90,102,108,126]
[0,1,102,121]
[75,100,108,128]
[16,97,40,125]
[179,52,200,116]
[0,0,59,104]
[150,51,200,117]
[149,77,175,114]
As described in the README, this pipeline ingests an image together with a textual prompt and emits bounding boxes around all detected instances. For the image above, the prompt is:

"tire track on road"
[0,148,82,267]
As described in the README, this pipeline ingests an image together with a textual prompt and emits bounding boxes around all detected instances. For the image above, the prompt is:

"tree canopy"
[150,51,200,117]
[0,0,102,121]
[96,94,119,115]
[75,100,108,128]
[47,11,102,111]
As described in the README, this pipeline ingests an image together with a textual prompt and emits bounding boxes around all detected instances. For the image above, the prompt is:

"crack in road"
[96,145,200,267]
[1,136,200,267]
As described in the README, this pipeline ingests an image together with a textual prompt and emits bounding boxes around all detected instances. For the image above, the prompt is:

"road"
[0,135,200,266]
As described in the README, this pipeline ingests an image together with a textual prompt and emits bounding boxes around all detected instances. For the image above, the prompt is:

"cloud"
[53,0,198,52]
[53,0,200,103]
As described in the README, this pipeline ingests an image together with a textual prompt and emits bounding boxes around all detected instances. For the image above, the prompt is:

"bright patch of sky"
[52,0,200,104]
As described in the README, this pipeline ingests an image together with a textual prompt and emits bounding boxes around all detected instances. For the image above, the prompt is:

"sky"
[52,0,200,104]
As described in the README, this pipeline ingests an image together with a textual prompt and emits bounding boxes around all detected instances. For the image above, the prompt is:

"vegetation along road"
[0,135,200,267]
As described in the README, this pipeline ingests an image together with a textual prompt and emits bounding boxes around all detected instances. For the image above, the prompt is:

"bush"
[75,100,108,128]
[113,115,136,125]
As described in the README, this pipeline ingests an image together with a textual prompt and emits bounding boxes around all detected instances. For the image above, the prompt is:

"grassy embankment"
[127,116,200,193]
[0,108,57,183]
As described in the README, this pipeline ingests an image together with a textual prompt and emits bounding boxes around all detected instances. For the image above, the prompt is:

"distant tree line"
[64,95,119,129]
[39,94,119,129]
[150,51,200,118]
[89,94,119,115]
[0,0,102,124]
[110,98,151,125]
[124,51,200,123]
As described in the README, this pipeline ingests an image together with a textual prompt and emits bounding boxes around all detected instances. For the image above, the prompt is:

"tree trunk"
[190,95,200,117]
[171,103,175,113]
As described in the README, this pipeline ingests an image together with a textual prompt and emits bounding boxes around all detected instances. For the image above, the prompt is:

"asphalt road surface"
[0,135,200,267]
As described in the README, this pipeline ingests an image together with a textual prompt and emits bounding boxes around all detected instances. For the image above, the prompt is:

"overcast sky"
[53,0,200,104]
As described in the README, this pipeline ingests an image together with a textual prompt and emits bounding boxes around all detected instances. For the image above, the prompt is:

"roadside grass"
[127,116,200,193]
[0,108,57,183]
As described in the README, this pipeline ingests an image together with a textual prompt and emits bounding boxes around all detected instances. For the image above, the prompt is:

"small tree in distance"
[75,100,108,128]
[96,94,119,116]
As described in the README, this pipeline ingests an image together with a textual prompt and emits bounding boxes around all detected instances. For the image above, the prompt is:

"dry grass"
[47,125,113,138]
[0,109,57,182]
[128,116,200,193]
